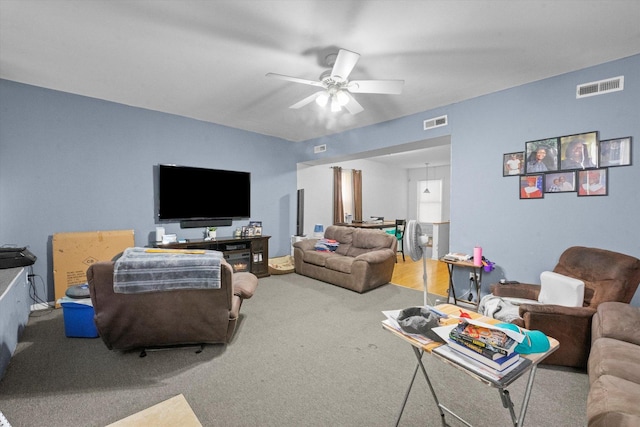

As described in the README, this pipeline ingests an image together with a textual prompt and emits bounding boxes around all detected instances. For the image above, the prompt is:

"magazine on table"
[450,320,519,354]
[455,318,525,344]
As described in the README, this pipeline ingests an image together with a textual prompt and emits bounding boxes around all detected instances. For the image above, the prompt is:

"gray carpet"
[0,274,588,426]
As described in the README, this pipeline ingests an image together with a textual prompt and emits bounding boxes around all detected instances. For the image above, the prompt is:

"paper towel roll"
[156,226,165,242]
[473,246,482,266]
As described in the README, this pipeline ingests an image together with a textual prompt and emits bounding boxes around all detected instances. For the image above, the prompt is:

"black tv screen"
[157,164,250,222]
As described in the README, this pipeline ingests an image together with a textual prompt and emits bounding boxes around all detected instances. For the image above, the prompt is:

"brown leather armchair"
[490,246,640,369]
[87,257,258,351]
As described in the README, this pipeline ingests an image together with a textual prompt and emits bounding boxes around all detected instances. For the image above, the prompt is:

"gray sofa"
[293,225,397,293]
[587,301,640,426]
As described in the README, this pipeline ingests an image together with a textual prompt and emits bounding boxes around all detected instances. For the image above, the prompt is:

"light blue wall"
[2,54,639,305]
[0,81,300,302]
[447,55,640,304]
[299,54,640,306]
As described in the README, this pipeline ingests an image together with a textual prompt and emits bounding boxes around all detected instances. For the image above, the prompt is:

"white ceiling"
[1,1,639,168]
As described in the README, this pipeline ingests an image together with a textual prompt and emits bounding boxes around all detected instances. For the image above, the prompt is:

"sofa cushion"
[347,229,393,257]
[325,255,354,274]
[324,226,353,256]
[588,375,640,427]
[588,338,640,385]
[592,302,640,346]
[302,250,337,267]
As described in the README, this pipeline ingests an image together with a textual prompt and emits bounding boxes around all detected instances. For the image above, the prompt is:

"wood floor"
[390,254,450,297]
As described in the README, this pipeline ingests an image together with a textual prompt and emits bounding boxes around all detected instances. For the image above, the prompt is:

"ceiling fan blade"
[331,49,360,81]
[343,92,364,115]
[348,79,404,94]
[289,92,324,109]
[266,73,323,87]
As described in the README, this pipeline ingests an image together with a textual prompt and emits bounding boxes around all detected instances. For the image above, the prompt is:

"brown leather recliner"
[87,258,258,351]
[490,246,640,369]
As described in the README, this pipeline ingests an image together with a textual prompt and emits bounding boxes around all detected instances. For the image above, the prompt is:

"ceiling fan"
[266,49,404,115]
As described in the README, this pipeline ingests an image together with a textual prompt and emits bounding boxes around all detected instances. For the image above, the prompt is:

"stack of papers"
[443,252,471,261]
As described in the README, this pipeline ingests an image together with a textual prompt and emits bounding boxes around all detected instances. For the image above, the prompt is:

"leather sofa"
[489,246,640,368]
[87,257,258,351]
[588,301,640,426]
[293,225,397,293]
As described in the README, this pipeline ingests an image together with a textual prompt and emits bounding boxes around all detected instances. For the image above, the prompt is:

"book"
[432,344,532,387]
[449,327,512,357]
[448,340,520,371]
[452,320,518,353]
[449,332,509,359]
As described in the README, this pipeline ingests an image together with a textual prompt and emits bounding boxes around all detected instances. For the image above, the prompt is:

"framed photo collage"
[503,131,632,199]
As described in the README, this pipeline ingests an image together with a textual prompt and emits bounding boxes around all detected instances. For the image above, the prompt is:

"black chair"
[395,219,406,262]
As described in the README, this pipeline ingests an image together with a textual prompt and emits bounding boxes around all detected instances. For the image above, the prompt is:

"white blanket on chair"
[478,294,541,323]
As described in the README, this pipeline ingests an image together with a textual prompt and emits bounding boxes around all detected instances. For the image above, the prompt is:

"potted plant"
[206,227,217,240]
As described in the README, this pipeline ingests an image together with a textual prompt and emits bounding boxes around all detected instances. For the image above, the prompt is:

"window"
[418,179,442,222]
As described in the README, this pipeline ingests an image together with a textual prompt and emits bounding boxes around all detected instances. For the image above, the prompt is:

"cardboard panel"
[53,230,134,305]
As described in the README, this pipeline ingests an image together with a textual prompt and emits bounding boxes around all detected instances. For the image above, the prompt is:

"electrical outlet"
[469,272,479,281]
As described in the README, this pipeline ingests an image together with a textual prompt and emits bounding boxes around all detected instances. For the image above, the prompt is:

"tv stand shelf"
[154,235,270,278]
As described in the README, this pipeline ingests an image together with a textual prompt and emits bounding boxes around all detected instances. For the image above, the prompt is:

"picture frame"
[544,172,576,193]
[599,136,632,167]
[525,138,558,174]
[519,174,544,199]
[503,151,525,176]
[577,168,608,196]
[559,131,599,170]
[254,226,263,236]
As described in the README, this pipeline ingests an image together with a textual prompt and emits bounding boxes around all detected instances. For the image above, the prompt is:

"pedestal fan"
[404,220,433,306]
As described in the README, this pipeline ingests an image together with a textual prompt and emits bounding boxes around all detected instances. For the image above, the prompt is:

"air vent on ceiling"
[577,76,624,99]
[423,115,448,130]
[314,144,327,154]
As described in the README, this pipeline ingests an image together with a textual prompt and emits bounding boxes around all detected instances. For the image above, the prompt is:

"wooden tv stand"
[155,235,270,278]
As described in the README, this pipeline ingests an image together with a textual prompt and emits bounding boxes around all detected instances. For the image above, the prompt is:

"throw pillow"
[537,271,585,307]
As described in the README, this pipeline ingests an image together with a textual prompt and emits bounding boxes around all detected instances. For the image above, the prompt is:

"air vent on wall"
[577,76,624,99]
[423,115,448,130]
[314,144,327,154]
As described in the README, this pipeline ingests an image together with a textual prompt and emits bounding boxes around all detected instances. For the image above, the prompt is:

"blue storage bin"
[60,298,98,338]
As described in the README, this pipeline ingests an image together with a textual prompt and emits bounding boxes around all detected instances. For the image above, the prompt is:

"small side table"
[440,258,483,307]
[382,303,559,427]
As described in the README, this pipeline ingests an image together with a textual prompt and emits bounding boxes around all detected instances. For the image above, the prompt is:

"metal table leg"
[395,346,447,426]
[497,365,539,427]
[446,263,457,305]
[396,347,542,427]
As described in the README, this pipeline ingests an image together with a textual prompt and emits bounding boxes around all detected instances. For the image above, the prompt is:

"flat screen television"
[156,164,250,228]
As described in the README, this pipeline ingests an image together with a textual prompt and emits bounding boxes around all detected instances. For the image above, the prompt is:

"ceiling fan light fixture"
[315,92,329,107]
[330,97,342,112]
[268,48,404,115]
[335,90,349,106]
